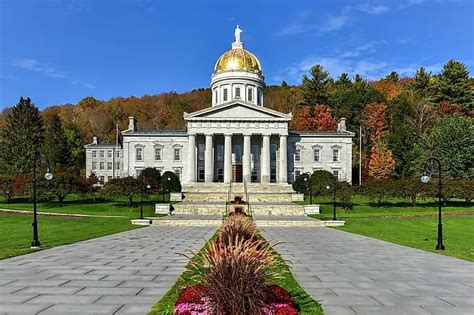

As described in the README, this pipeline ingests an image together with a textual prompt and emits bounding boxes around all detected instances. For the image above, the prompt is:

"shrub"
[457,179,473,203]
[198,236,278,315]
[336,182,353,209]
[361,179,393,205]
[217,215,258,245]
[394,177,426,206]
[292,173,310,194]
[310,170,335,197]
[139,167,162,193]
[102,176,141,206]
[161,171,182,193]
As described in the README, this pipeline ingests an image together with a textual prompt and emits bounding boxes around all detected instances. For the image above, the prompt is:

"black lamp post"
[421,157,445,251]
[31,157,53,249]
[326,175,337,221]
[303,176,313,204]
[139,179,151,220]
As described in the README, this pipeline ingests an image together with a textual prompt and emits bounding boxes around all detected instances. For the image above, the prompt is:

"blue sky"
[1,0,473,109]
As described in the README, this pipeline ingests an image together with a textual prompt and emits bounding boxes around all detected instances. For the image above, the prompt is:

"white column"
[243,134,252,183]
[279,134,288,184]
[187,134,196,183]
[224,134,232,183]
[205,134,213,183]
[261,134,271,183]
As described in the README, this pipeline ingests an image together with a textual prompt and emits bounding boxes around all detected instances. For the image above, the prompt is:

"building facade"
[85,26,354,185]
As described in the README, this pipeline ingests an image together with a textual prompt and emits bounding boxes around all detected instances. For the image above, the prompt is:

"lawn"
[306,195,474,261]
[0,213,141,259]
[0,193,171,218]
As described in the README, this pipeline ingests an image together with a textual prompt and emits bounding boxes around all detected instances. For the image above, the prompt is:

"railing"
[243,179,252,218]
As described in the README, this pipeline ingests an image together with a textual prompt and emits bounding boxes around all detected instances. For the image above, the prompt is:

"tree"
[292,105,337,131]
[0,97,44,175]
[42,112,73,169]
[309,170,334,197]
[362,102,388,143]
[335,73,352,87]
[138,167,162,193]
[384,71,399,82]
[299,65,331,105]
[82,173,100,203]
[292,173,310,194]
[161,171,182,194]
[414,114,473,178]
[411,67,431,92]
[431,60,473,111]
[368,141,396,179]
[0,175,15,203]
[102,177,141,206]
[47,171,80,206]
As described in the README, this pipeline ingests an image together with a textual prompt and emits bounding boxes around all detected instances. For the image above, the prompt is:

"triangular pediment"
[184,101,291,121]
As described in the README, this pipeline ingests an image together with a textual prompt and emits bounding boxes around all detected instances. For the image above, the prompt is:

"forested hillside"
[1,59,472,180]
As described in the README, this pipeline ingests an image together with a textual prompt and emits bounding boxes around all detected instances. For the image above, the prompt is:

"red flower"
[268,285,293,305]
[273,303,298,315]
[175,284,207,306]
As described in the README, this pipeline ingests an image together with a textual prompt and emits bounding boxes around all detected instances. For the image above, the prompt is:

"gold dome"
[214,47,262,74]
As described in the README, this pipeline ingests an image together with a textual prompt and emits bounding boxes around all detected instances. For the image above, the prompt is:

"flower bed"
[149,217,322,315]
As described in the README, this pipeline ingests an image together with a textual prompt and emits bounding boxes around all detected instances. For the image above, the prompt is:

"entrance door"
[232,164,243,182]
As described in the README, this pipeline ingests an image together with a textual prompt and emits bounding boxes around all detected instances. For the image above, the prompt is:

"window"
[107,151,112,158]
[198,143,205,161]
[294,169,301,180]
[116,161,120,169]
[107,176,112,181]
[136,168,143,175]
[214,90,218,103]
[173,168,182,180]
[217,168,224,182]
[314,149,320,162]
[332,170,339,179]
[217,145,224,161]
[270,168,276,182]
[257,89,262,105]
[173,148,181,161]
[92,150,96,158]
[235,87,241,98]
[234,145,241,163]
[270,144,276,161]
[223,88,228,101]
[155,147,162,161]
[251,169,258,182]
[116,151,120,158]
[92,162,97,170]
[107,162,112,170]
[198,168,205,181]
[248,88,253,102]
[136,147,143,161]
[294,149,301,162]
[251,144,259,161]
[100,150,104,158]
[332,149,340,162]
[99,176,105,182]
[99,162,104,170]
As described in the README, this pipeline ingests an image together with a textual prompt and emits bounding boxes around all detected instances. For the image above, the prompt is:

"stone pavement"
[0,226,215,314]
[261,227,474,315]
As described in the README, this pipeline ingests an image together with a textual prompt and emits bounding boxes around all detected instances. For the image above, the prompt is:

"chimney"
[92,136,98,144]
[128,116,137,131]
[337,118,346,132]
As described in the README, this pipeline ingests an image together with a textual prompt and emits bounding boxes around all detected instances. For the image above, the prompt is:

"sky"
[0,0,473,109]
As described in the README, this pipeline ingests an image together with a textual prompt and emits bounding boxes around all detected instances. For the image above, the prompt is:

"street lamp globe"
[325,185,330,190]
[420,174,430,184]
[44,169,53,181]
[146,184,151,189]
[304,177,307,182]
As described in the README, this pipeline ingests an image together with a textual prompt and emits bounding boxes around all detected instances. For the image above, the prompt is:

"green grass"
[305,195,474,261]
[0,213,141,259]
[0,193,171,218]
[150,231,323,315]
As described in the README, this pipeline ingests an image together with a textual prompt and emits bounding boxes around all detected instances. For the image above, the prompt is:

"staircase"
[173,182,305,216]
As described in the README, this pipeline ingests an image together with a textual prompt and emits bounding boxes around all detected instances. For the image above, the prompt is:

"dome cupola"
[210,26,265,107]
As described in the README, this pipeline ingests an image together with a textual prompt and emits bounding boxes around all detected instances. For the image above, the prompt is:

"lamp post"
[31,158,53,249]
[421,157,445,251]
[303,177,313,204]
[326,175,337,221]
[139,178,151,220]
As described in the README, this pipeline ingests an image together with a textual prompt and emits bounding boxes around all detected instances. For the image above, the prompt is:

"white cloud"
[12,58,67,78]
[357,3,391,15]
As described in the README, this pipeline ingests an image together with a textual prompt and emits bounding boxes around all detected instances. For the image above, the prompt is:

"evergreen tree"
[42,112,73,169]
[299,65,331,105]
[384,71,399,82]
[0,97,44,174]
[411,67,431,92]
[431,60,473,110]
[335,73,352,87]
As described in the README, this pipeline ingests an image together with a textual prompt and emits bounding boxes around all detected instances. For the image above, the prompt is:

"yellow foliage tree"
[368,140,396,179]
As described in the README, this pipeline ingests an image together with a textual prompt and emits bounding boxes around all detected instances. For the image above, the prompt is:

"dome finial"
[232,25,243,49]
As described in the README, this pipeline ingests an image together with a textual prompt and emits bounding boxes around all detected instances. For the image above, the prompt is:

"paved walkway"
[0,226,215,314]
[261,227,474,315]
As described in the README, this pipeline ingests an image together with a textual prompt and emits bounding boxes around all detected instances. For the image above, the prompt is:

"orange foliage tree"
[368,140,396,179]
[292,104,336,131]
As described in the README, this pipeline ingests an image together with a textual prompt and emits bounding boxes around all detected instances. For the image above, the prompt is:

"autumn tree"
[368,140,396,179]
[362,102,388,143]
[292,105,336,131]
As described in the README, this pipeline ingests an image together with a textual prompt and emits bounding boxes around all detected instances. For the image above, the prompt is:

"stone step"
[183,192,293,203]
